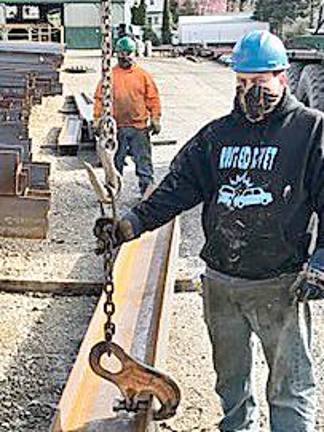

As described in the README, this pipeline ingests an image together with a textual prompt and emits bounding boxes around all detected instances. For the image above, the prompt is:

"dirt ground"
[0,54,323,432]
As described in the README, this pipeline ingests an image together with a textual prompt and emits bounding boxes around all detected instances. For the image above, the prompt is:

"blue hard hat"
[231,30,289,73]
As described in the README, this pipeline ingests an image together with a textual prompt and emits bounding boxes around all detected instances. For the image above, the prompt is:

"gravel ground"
[0,54,323,432]
[0,292,97,432]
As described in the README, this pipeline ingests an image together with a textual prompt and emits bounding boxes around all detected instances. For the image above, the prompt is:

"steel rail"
[51,219,180,432]
[0,41,63,55]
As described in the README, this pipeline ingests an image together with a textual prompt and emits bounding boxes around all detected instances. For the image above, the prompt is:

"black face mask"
[237,84,282,123]
[118,57,133,69]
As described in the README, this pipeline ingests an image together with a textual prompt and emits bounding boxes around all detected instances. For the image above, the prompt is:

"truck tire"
[287,62,304,94]
[296,64,324,111]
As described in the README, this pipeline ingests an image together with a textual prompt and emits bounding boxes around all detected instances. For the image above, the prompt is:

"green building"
[0,0,134,48]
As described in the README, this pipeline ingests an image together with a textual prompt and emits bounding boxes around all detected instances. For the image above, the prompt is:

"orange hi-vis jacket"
[93,64,161,129]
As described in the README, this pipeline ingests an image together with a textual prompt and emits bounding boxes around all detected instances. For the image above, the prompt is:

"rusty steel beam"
[0,278,102,296]
[58,115,83,155]
[74,93,94,123]
[50,219,180,432]
[0,150,22,195]
[0,194,50,238]
[25,162,51,190]
[0,147,51,238]
[0,41,63,55]
[0,143,30,162]
[0,42,64,68]
[0,155,51,191]
[0,109,23,123]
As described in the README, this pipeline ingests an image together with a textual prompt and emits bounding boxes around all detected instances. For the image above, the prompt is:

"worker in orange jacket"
[93,36,161,196]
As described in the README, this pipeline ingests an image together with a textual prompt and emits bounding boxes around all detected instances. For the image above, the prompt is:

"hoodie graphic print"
[217,145,278,210]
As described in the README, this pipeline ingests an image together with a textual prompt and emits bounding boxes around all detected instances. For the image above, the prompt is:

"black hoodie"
[126,91,324,279]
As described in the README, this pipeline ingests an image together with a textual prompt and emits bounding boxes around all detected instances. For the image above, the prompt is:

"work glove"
[149,118,161,135]
[93,217,135,255]
[295,248,324,301]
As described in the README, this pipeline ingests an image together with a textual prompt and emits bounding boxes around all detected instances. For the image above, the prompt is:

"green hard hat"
[115,36,136,53]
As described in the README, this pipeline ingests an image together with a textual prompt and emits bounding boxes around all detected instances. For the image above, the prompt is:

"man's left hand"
[150,118,161,135]
[93,217,135,255]
[296,248,324,301]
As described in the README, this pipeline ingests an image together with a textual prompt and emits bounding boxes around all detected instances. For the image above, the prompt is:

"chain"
[100,186,117,354]
[99,0,119,352]
[100,0,118,153]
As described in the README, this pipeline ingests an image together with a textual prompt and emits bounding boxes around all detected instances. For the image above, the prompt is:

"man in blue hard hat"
[94,30,324,431]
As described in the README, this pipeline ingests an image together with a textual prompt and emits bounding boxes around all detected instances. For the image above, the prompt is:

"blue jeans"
[115,127,153,194]
[202,270,316,432]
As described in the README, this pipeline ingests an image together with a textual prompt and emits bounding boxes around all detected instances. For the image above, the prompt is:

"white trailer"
[178,13,269,45]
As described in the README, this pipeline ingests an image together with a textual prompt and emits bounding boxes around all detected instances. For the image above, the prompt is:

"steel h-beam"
[50,220,180,432]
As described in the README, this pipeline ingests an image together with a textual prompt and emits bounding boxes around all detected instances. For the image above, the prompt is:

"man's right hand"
[93,217,135,254]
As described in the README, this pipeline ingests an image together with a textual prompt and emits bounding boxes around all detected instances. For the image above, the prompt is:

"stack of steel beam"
[0,42,63,131]
[0,42,63,239]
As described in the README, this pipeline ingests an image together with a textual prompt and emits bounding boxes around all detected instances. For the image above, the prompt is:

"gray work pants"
[115,127,153,194]
[202,270,316,432]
